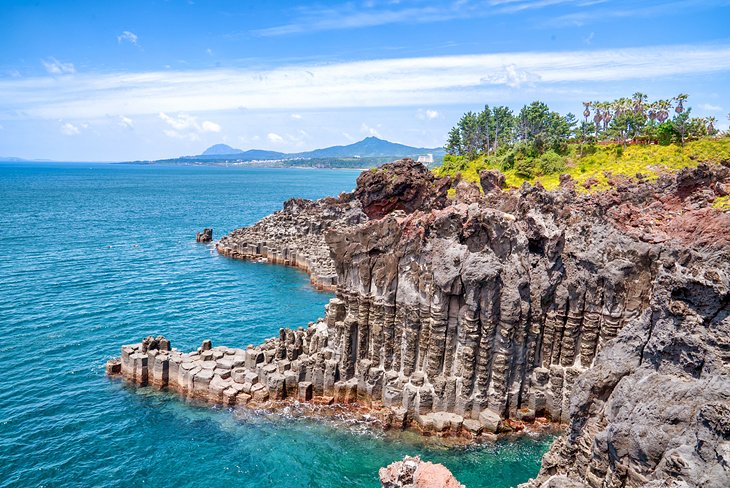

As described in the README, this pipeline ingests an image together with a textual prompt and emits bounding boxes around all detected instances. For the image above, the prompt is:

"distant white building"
[416,153,434,164]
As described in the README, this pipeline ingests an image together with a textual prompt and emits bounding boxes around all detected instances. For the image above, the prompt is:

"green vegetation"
[714,195,730,210]
[437,94,728,194]
[436,137,730,192]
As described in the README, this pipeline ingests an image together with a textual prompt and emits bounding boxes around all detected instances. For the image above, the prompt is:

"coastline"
[108,159,730,487]
[106,335,562,442]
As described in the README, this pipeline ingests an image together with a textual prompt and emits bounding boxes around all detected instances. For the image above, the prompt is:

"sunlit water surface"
[0,163,552,487]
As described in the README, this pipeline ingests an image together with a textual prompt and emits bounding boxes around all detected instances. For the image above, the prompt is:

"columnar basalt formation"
[112,159,730,485]
[216,195,366,290]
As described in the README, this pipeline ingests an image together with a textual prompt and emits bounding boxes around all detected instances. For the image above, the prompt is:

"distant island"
[126,136,445,169]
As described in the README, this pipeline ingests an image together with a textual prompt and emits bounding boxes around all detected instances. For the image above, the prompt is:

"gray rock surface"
[216,196,365,290]
[112,159,730,485]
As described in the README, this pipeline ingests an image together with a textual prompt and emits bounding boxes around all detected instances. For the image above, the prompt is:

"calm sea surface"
[0,163,551,487]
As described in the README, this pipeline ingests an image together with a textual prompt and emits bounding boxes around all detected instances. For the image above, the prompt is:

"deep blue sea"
[0,163,551,488]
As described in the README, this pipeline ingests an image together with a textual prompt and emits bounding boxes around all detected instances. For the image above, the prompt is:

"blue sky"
[1,0,729,161]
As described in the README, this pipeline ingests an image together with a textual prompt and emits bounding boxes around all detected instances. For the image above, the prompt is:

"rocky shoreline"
[109,158,730,487]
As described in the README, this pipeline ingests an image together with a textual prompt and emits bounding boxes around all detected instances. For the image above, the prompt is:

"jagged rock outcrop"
[113,159,729,485]
[196,228,213,243]
[379,456,464,488]
[354,158,451,219]
[216,195,366,290]
[520,247,729,487]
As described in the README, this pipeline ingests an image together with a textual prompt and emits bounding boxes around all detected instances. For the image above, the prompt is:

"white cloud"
[159,113,220,139]
[118,115,134,129]
[60,122,80,135]
[267,132,284,143]
[251,0,598,36]
[360,123,382,138]
[159,112,196,130]
[700,103,723,112]
[42,58,75,75]
[160,113,219,131]
[6,43,730,119]
[201,120,221,132]
[481,64,541,88]
[117,31,139,45]
[291,113,303,119]
[417,109,439,120]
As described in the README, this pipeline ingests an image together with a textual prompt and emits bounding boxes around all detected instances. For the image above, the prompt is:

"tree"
[673,107,692,146]
[476,105,492,154]
[706,117,718,136]
[609,101,647,149]
[445,127,462,156]
[491,106,514,153]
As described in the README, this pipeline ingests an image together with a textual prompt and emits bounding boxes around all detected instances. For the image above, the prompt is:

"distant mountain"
[197,136,443,161]
[292,136,440,159]
[201,144,242,156]
[128,136,444,168]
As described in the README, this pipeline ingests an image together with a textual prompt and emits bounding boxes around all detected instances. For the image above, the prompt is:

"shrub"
[657,123,676,146]
[538,151,566,175]
[514,156,537,178]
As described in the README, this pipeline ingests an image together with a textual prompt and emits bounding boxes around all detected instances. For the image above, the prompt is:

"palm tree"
[593,101,603,139]
[706,116,717,136]
[674,93,688,114]
[656,99,672,123]
[632,92,648,115]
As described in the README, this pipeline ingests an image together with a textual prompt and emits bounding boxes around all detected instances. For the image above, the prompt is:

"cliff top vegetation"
[435,94,730,197]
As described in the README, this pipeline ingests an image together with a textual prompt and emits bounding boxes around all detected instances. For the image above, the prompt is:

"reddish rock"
[379,456,464,488]
[354,158,450,219]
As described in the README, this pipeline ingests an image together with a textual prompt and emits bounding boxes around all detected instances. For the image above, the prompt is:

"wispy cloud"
[42,58,75,75]
[117,31,139,45]
[361,123,382,137]
[159,112,221,139]
[417,109,440,120]
[267,132,284,143]
[60,122,80,135]
[118,115,134,129]
[251,0,673,36]
[547,0,729,26]
[481,64,541,88]
[700,103,723,112]
[5,43,730,119]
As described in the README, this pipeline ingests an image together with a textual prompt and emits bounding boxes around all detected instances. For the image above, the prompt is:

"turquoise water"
[0,163,551,487]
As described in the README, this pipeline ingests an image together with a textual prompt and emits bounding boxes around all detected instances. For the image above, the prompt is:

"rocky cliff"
[111,158,729,486]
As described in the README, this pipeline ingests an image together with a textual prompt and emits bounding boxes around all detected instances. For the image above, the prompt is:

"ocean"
[0,162,551,487]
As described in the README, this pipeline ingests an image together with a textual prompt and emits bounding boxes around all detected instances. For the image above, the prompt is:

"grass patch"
[713,195,730,211]
[434,137,730,193]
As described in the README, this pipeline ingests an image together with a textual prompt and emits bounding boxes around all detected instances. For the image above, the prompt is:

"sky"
[1,0,729,161]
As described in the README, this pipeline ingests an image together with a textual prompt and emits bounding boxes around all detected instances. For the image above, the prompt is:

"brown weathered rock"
[479,169,506,193]
[354,158,450,219]
[379,456,464,488]
[196,228,213,242]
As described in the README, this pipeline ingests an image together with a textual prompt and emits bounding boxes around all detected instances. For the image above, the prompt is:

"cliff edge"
[112,158,729,486]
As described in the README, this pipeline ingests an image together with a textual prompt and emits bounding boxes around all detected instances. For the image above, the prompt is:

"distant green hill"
[136,136,445,167]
